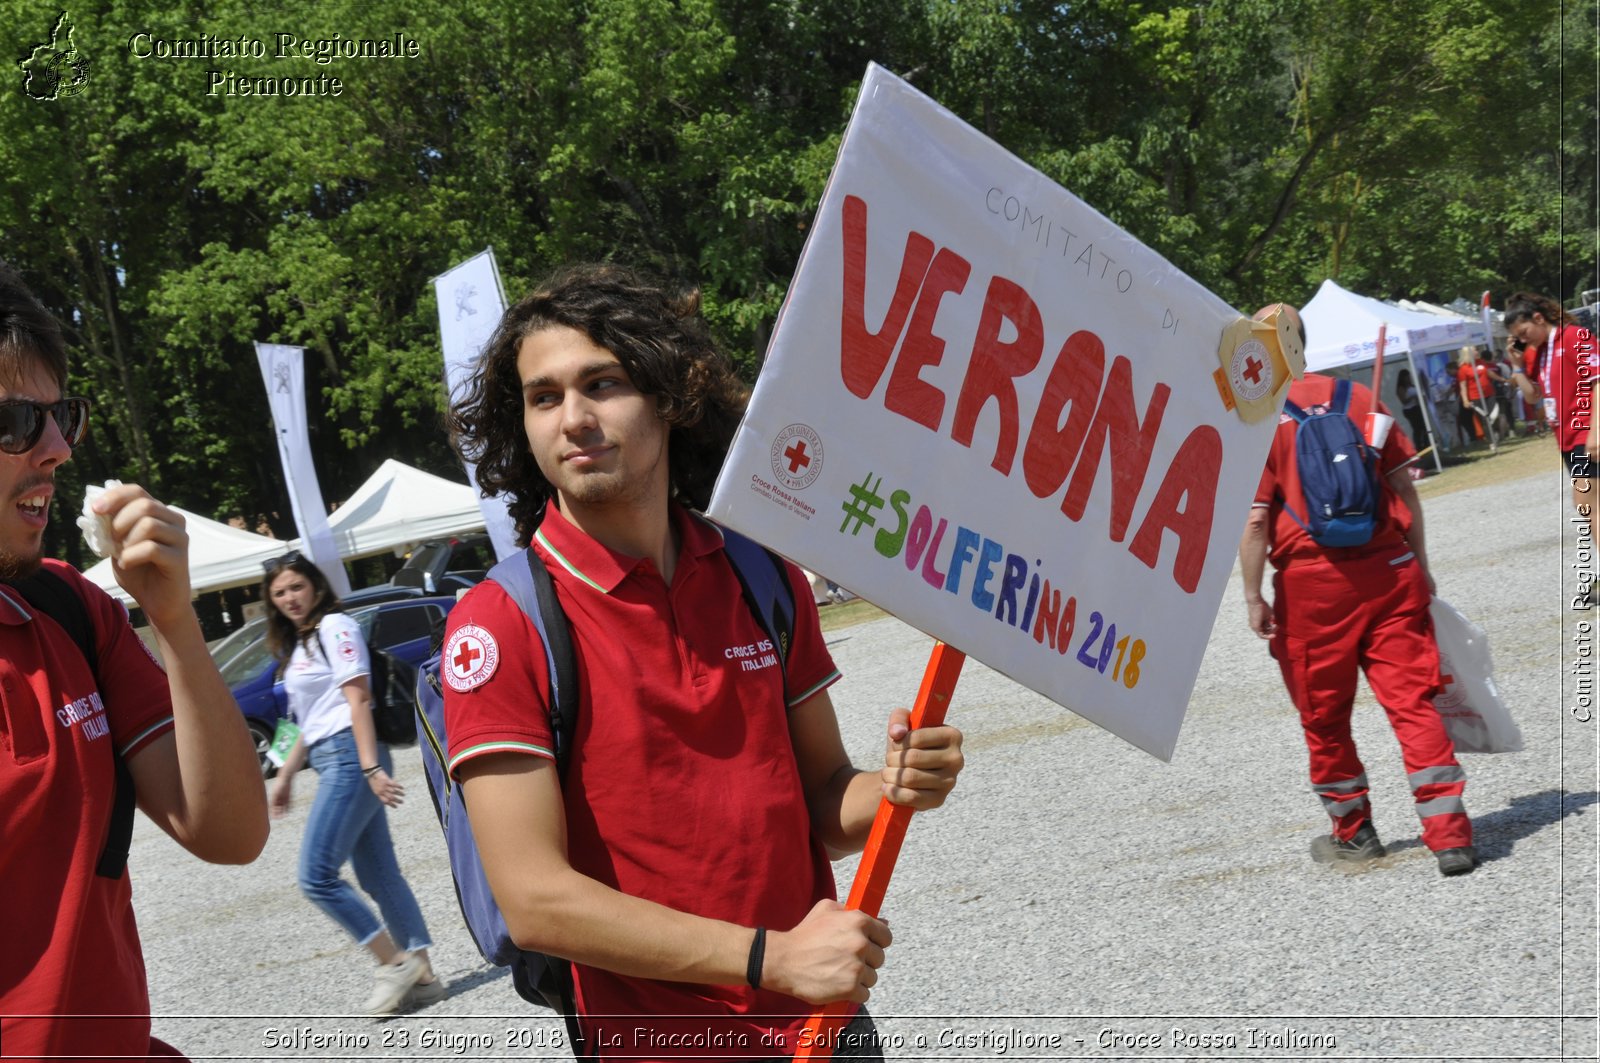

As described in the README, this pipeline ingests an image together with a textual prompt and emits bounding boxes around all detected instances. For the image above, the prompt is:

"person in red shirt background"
[1240,302,1475,877]
[1504,292,1597,607]
[1456,350,1501,451]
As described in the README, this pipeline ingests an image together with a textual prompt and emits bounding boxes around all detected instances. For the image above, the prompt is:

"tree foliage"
[0,0,1588,563]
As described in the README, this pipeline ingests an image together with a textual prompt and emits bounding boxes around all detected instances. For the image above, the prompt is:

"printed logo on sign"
[770,423,823,491]
[446,624,499,692]
[1228,339,1273,403]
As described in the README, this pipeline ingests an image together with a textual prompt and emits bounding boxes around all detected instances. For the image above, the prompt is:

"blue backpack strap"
[476,548,591,1058]
[9,568,134,880]
[1331,376,1353,416]
[1282,399,1309,424]
[483,547,580,773]
[717,525,797,679]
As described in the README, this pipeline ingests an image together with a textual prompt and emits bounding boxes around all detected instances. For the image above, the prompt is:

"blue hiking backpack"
[412,525,796,1039]
[1282,378,1381,547]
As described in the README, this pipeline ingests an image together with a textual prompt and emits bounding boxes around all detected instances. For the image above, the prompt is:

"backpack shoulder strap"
[8,567,134,880]
[1331,377,1353,416]
[1282,399,1308,424]
[717,526,797,676]
[486,548,579,773]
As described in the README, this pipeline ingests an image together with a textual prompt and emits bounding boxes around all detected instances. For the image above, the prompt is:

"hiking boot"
[1435,846,1479,876]
[1310,823,1386,864]
[363,953,427,1016]
[406,975,448,1009]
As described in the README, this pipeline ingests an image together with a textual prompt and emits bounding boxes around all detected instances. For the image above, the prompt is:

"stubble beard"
[0,545,44,583]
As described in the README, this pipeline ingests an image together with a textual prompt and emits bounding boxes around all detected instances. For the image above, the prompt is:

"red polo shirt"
[0,561,175,1059]
[445,505,841,1059]
[1457,362,1494,402]
[1253,374,1417,566]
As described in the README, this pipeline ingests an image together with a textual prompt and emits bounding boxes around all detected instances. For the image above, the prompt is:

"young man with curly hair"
[442,263,964,1061]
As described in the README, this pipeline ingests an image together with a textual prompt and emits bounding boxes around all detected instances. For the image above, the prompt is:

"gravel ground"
[132,466,1598,1062]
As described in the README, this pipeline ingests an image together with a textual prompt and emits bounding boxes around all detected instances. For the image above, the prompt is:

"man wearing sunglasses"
[0,262,269,1059]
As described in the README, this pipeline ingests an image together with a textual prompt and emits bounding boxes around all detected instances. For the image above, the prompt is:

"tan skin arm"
[101,485,268,865]
[458,692,962,1004]
[1239,508,1275,640]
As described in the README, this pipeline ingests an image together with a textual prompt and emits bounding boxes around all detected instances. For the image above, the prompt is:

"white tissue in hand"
[76,480,122,558]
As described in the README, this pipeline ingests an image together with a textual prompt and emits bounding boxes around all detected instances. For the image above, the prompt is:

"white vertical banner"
[434,248,518,560]
[254,343,353,598]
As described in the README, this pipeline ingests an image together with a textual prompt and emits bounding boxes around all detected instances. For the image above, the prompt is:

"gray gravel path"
[132,466,1598,1061]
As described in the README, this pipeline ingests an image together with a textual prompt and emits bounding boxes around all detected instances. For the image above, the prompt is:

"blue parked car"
[219,596,458,775]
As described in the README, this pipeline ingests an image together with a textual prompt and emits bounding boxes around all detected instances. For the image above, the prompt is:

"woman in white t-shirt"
[263,552,444,1016]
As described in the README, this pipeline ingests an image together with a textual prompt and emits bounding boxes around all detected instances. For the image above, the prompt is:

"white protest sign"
[708,64,1289,761]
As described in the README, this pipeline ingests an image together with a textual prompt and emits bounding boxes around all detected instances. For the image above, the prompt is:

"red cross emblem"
[784,439,811,474]
[1243,355,1265,385]
[445,625,499,692]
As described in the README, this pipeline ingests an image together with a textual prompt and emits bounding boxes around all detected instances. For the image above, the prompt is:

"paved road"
[133,465,1598,1061]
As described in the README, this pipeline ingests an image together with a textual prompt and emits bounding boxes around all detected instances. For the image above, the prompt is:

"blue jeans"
[301,730,432,951]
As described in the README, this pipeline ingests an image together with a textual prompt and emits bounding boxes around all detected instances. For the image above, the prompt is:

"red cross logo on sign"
[1243,355,1265,385]
[784,439,811,474]
[445,625,499,692]
[770,423,824,490]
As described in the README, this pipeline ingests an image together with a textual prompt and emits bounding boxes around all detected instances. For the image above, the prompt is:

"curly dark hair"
[261,553,344,673]
[449,262,749,543]
[1504,291,1574,329]
[0,260,68,390]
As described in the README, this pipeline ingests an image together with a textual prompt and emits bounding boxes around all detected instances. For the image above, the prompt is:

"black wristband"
[745,927,766,990]
[362,765,381,777]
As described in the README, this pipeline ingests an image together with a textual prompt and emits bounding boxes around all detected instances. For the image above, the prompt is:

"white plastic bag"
[1428,597,1524,754]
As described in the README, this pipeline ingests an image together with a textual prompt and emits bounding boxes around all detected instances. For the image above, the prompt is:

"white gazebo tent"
[324,459,486,561]
[1300,279,1490,473]
[83,508,289,606]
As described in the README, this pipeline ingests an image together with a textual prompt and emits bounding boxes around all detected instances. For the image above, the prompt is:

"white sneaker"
[364,953,427,1016]
[407,976,447,1008]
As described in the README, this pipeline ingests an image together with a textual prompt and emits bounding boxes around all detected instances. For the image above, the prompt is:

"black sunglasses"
[263,550,306,575]
[0,397,90,455]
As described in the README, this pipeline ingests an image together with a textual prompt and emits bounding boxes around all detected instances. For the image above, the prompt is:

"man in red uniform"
[1504,292,1597,607]
[0,263,269,1058]
[1239,303,1476,877]
[443,263,965,1060]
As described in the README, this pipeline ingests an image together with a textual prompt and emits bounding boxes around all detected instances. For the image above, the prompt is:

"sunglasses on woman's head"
[0,397,90,454]
[262,550,306,575]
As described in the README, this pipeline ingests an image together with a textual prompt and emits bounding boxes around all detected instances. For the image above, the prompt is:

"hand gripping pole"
[793,641,966,1059]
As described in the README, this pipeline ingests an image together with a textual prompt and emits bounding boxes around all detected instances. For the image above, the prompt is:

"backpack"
[411,526,795,1041]
[1282,378,1381,548]
[313,628,417,746]
[6,567,135,880]
[368,650,416,746]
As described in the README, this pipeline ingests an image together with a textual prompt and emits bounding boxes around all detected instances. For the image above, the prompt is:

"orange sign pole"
[792,640,966,1059]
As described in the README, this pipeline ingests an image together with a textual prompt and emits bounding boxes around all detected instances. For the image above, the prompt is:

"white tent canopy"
[80,460,487,604]
[324,459,485,561]
[1301,278,1488,372]
[83,507,288,606]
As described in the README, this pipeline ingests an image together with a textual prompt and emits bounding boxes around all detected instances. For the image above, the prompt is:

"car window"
[219,632,277,686]
[210,615,268,669]
[372,604,436,648]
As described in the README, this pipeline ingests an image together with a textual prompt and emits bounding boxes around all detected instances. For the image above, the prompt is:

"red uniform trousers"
[1270,550,1471,852]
